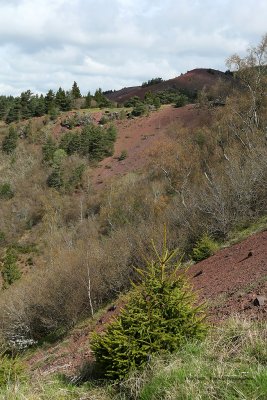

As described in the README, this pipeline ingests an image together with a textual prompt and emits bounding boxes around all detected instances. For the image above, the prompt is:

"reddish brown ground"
[189,230,267,321]
[91,104,210,187]
[28,229,267,377]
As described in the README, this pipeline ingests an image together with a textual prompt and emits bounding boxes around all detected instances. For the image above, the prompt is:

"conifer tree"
[45,89,56,113]
[71,81,81,99]
[91,233,207,379]
[2,126,18,154]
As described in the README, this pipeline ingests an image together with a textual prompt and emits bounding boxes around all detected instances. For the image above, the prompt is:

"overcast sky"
[0,0,266,96]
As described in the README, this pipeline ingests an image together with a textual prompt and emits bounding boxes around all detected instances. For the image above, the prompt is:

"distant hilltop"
[105,68,234,104]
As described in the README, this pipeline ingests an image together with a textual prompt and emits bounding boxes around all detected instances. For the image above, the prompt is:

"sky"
[0,0,266,96]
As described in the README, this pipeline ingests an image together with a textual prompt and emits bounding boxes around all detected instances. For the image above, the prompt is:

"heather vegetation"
[0,35,266,398]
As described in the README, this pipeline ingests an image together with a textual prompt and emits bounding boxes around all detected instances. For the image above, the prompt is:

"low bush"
[0,183,14,200]
[192,233,219,262]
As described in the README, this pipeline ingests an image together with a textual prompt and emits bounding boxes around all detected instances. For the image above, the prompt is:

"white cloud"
[0,0,266,95]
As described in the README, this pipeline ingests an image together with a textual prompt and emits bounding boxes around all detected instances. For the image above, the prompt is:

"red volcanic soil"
[189,230,267,321]
[91,104,210,187]
[106,68,233,104]
[28,229,267,377]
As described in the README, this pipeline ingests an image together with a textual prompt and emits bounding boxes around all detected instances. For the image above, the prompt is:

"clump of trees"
[0,83,113,124]
[43,123,117,190]
[142,77,163,87]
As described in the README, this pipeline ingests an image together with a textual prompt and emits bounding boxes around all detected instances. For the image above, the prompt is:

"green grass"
[227,215,267,245]
[120,317,267,400]
[1,318,266,399]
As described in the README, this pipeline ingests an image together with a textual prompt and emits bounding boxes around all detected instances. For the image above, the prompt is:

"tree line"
[0,83,112,124]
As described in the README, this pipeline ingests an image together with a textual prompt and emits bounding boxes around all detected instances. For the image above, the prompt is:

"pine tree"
[45,89,56,113]
[84,91,92,108]
[71,81,81,99]
[2,126,18,154]
[42,136,57,163]
[5,98,21,124]
[1,248,21,288]
[91,233,207,379]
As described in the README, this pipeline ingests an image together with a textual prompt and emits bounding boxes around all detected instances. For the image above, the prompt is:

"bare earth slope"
[189,230,267,321]
[91,104,210,186]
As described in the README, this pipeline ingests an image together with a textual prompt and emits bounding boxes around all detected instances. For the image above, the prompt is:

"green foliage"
[52,149,67,166]
[84,91,92,108]
[118,150,128,161]
[0,183,14,200]
[1,126,18,154]
[66,163,85,190]
[55,87,72,112]
[71,81,81,99]
[94,88,111,108]
[91,235,207,380]
[0,232,5,246]
[48,106,60,121]
[131,102,147,117]
[42,136,57,164]
[131,318,267,400]
[47,167,64,189]
[0,355,26,387]
[1,248,22,288]
[80,123,117,161]
[124,96,141,107]
[192,233,219,262]
[59,131,81,155]
[174,94,188,108]
[142,77,163,87]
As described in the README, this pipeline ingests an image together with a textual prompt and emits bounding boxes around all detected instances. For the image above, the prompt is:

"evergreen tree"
[84,91,92,108]
[71,81,81,99]
[2,126,18,154]
[45,89,56,113]
[55,87,72,111]
[91,234,207,379]
[94,88,110,108]
[42,136,57,163]
[1,248,21,288]
[20,90,33,119]
[5,98,21,124]
[34,94,46,117]
[47,166,63,189]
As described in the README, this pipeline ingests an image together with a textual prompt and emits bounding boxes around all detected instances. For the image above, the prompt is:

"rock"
[253,296,266,306]
[193,270,203,278]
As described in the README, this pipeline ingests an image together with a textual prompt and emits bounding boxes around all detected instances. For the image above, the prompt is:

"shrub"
[47,167,64,189]
[1,248,22,288]
[0,183,14,200]
[131,102,147,117]
[91,234,207,380]
[174,95,188,108]
[118,150,127,161]
[192,233,219,262]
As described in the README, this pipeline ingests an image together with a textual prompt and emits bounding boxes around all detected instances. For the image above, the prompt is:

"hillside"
[0,36,267,399]
[106,68,233,103]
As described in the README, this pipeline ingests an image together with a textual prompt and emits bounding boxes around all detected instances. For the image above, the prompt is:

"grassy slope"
[0,317,266,399]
